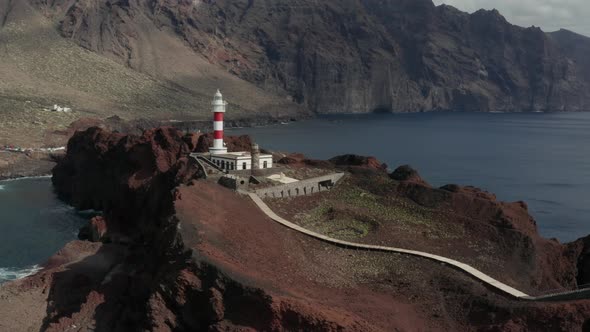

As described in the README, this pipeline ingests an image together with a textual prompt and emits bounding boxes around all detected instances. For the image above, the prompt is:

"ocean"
[0,177,88,284]
[229,112,590,242]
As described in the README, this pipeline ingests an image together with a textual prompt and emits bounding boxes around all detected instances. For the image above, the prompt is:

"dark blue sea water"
[0,177,87,284]
[229,112,590,242]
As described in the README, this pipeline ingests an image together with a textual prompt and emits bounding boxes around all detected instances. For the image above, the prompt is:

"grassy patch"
[291,181,463,241]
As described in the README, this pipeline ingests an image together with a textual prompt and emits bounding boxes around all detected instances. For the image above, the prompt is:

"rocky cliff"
[12,127,581,330]
[31,0,590,113]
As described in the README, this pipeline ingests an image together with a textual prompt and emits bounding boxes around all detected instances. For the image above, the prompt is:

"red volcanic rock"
[277,153,306,165]
[390,173,580,291]
[277,153,333,169]
[281,153,390,170]
[182,132,203,152]
[194,133,253,153]
[329,154,388,171]
[390,165,430,186]
[568,235,590,285]
[208,287,225,322]
[89,216,108,242]
[52,126,202,239]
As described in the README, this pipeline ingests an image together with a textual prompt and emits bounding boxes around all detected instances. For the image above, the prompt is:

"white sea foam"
[0,265,42,283]
[0,185,4,191]
[0,175,52,183]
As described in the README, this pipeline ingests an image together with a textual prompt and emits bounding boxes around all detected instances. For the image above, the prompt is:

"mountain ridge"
[29,0,590,115]
[1,0,589,145]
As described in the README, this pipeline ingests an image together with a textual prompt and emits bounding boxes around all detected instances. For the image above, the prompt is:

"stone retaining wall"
[255,173,345,198]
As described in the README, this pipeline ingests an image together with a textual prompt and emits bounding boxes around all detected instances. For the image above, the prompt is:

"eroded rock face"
[52,126,202,240]
[390,165,429,186]
[568,236,590,286]
[277,153,387,171]
[31,0,590,114]
[193,133,253,153]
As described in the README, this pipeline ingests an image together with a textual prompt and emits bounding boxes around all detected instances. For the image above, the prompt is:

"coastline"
[0,167,67,286]
[0,174,53,182]
[0,151,56,181]
[0,265,42,284]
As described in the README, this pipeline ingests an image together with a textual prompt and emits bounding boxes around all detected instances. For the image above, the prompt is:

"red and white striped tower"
[209,89,228,155]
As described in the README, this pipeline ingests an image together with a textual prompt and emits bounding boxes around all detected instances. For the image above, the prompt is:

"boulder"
[329,154,388,171]
[390,165,429,186]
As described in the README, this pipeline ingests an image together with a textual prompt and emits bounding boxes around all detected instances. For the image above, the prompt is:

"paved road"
[248,193,590,302]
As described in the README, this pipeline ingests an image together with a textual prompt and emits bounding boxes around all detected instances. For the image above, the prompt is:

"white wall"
[211,157,252,170]
[259,156,273,169]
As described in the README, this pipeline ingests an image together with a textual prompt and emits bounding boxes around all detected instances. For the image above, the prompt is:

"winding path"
[248,193,590,302]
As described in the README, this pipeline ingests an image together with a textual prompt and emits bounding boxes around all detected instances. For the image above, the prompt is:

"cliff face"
[52,127,201,238]
[31,0,590,113]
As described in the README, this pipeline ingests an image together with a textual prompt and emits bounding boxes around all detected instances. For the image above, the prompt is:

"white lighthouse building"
[210,89,228,155]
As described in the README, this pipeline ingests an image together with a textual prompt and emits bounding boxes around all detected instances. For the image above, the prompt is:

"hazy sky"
[432,0,590,36]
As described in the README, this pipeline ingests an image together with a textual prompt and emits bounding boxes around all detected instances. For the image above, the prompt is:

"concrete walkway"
[248,193,590,302]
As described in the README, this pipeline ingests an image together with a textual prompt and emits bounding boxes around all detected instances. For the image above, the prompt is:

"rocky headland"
[1,127,590,331]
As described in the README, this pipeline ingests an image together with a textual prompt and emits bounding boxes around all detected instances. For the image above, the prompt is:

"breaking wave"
[0,265,42,284]
[0,175,52,182]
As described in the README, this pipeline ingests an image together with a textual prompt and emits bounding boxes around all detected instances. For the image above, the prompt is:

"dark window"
[243,162,247,170]
[221,160,225,169]
[263,161,268,169]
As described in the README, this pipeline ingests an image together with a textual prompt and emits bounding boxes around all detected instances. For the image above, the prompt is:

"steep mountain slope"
[548,29,590,82]
[0,0,302,146]
[34,0,590,114]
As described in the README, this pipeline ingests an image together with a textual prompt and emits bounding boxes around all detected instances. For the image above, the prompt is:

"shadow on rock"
[40,244,128,332]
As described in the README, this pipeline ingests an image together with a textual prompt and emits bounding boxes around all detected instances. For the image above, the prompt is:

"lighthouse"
[209,89,228,155]
[205,89,272,172]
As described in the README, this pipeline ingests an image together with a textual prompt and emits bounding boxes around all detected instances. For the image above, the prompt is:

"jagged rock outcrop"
[390,165,429,186]
[52,126,202,240]
[193,133,253,153]
[568,235,590,286]
[329,154,388,171]
[30,0,590,114]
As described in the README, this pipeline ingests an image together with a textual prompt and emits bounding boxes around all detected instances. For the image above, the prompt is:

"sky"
[432,0,590,36]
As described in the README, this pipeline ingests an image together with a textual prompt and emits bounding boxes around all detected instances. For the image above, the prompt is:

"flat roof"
[267,173,299,184]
